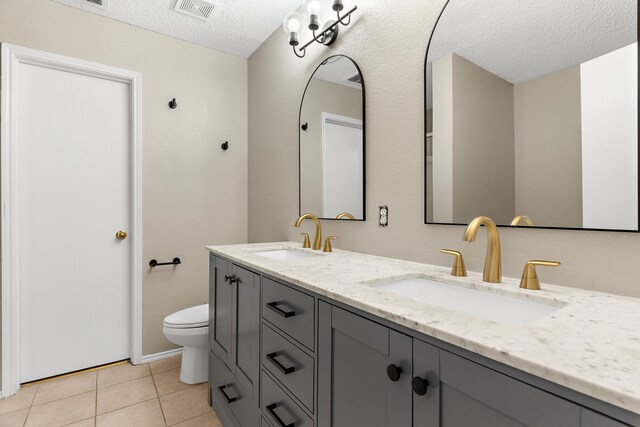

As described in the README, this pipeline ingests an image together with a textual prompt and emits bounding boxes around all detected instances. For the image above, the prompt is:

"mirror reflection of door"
[300,55,366,220]
[322,113,363,218]
[424,0,638,231]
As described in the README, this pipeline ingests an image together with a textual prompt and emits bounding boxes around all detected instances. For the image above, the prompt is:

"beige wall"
[450,53,515,224]
[248,0,640,298]
[300,78,362,216]
[0,0,248,356]
[514,66,583,228]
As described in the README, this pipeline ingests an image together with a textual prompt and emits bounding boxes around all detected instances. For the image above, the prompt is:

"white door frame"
[321,112,363,217]
[0,43,143,397]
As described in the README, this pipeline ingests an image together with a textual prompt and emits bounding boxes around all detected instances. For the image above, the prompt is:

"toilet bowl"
[163,304,209,384]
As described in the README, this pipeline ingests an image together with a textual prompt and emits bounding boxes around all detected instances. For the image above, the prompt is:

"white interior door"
[17,62,132,382]
[322,114,364,218]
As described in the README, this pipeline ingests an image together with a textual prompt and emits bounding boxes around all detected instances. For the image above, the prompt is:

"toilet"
[163,304,209,384]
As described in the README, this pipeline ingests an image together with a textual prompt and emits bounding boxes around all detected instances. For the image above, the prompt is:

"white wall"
[581,43,638,230]
[248,0,640,299]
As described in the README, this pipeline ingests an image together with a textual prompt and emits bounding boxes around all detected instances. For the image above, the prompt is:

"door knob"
[115,230,128,240]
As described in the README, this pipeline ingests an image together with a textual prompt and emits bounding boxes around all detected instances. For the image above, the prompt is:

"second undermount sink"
[366,277,562,326]
[252,248,321,261]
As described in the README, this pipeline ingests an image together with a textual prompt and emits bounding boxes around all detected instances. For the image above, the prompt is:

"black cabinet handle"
[224,275,237,285]
[412,376,430,396]
[266,403,295,427]
[266,352,296,375]
[386,364,403,382]
[266,302,296,318]
[217,384,237,404]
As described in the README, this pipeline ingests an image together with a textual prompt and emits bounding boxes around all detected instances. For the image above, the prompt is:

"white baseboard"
[138,348,183,364]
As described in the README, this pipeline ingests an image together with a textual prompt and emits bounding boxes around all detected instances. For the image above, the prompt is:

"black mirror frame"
[423,0,640,233]
[298,54,367,221]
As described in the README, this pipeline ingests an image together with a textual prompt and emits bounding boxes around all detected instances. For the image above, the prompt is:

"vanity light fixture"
[283,0,358,58]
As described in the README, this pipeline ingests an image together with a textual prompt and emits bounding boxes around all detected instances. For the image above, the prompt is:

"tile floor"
[0,356,223,427]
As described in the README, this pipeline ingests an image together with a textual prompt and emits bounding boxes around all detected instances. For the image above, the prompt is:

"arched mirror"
[300,55,365,220]
[425,0,638,232]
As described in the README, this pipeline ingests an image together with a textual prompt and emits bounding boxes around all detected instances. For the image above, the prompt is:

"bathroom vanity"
[207,242,640,427]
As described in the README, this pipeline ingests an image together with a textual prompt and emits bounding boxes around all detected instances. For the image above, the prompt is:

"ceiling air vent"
[174,0,217,21]
[346,73,362,85]
[65,0,108,9]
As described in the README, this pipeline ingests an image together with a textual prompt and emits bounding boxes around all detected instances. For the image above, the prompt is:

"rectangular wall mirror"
[300,55,365,221]
[425,0,638,231]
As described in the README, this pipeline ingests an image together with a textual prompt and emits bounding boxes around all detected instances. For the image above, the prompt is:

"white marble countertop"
[206,241,640,415]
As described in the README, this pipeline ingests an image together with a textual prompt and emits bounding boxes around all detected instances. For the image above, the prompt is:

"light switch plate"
[379,206,389,227]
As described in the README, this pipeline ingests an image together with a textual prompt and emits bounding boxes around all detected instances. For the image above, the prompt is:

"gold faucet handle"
[323,236,337,253]
[300,233,311,249]
[519,260,561,290]
[440,249,467,277]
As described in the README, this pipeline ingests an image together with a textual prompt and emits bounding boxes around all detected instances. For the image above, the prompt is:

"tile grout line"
[95,369,98,420]
[150,370,169,426]
[22,383,39,427]
[172,408,215,426]
[95,397,157,420]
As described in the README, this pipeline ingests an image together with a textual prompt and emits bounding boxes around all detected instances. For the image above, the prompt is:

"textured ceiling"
[312,55,362,89]
[426,0,637,102]
[52,0,304,58]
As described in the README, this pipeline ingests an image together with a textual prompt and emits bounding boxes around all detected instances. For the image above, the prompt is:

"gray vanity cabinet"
[209,255,637,427]
[211,256,233,365]
[209,255,260,427]
[439,351,582,427]
[317,302,413,427]
[412,339,440,425]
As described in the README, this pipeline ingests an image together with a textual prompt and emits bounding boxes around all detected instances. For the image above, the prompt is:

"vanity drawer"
[262,323,315,412]
[261,370,314,427]
[210,352,258,427]
[262,277,315,351]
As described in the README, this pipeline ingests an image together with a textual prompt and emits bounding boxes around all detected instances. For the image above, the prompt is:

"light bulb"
[305,0,322,31]
[306,0,321,16]
[283,12,303,34]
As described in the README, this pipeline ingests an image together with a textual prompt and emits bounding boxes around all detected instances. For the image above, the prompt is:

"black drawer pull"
[266,403,295,427]
[224,275,237,285]
[386,364,403,382]
[217,384,237,404]
[266,302,296,318]
[266,352,296,375]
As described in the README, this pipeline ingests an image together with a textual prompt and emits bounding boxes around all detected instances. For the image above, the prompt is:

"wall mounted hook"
[221,141,229,151]
[168,98,178,109]
[301,123,308,131]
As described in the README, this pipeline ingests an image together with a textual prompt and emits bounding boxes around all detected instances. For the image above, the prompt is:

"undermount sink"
[252,248,321,261]
[366,277,561,326]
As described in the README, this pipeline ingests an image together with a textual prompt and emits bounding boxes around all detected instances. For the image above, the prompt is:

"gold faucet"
[294,213,323,250]
[323,236,337,252]
[463,216,501,283]
[299,233,311,248]
[511,215,534,226]
[336,212,355,220]
[519,260,561,290]
[440,249,467,277]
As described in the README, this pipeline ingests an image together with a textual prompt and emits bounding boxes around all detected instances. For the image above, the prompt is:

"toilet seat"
[163,304,209,329]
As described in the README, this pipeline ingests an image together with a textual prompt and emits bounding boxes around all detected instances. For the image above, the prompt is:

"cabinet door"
[233,265,260,404]
[318,302,412,427]
[440,351,581,427]
[212,257,234,366]
[581,409,627,427]
[413,339,440,426]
